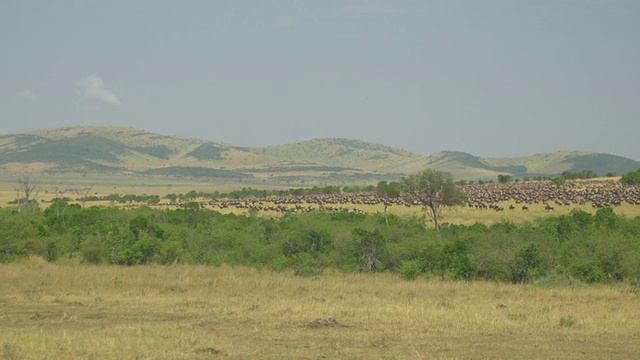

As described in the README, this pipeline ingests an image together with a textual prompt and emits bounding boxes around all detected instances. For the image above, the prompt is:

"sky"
[1,0,639,160]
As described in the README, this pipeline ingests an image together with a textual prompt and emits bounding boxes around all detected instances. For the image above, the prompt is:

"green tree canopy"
[620,169,640,185]
[376,180,401,225]
[399,169,467,232]
[497,174,513,184]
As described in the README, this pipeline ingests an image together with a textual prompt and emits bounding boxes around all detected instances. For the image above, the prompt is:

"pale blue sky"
[2,1,639,160]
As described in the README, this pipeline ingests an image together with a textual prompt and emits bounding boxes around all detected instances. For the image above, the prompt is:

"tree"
[399,169,467,232]
[497,174,513,184]
[551,177,566,187]
[375,180,400,225]
[15,176,40,214]
[620,169,640,185]
[72,184,94,208]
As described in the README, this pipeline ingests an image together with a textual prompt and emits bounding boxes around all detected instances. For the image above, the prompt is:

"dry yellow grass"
[1,257,639,359]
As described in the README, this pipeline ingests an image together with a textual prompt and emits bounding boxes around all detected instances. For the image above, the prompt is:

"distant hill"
[480,151,639,178]
[0,126,638,186]
[257,138,425,174]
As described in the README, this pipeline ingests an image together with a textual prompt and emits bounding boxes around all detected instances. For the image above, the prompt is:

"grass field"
[1,257,639,359]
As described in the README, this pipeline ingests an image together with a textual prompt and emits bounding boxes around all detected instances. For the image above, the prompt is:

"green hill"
[0,126,638,186]
[255,138,425,174]
[481,151,639,178]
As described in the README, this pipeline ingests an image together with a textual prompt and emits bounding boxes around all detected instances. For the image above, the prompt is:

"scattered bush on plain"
[0,202,638,284]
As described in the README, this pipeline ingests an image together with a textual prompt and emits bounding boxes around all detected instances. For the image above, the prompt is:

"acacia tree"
[399,169,467,232]
[72,184,94,208]
[375,180,400,225]
[620,169,640,185]
[497,174,513,184]
[16,176,40,214]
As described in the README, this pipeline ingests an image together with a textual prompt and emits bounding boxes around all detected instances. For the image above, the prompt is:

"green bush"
[397,260,422,281]
[511,242,544,283]
[439,238,473,279]
[571,260,606,283]
[1,200,639,284]
[267,255,291,272]
[80,238,106,264]
[451,254,478,281]
[594,207,619,229]
[282,230,332,258]
[352,228,387,272]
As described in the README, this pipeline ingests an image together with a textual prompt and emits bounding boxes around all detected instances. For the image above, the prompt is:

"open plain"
[2,174,640,225]
[1,257,639,359]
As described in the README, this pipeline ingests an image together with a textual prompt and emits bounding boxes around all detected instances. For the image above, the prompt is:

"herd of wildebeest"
[155,179,640,215]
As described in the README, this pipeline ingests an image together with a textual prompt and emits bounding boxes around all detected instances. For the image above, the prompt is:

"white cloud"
[76,75,120,105]
[273,15,301,29]
[342,0,414,15]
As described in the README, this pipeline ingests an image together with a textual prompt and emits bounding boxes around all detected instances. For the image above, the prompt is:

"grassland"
[2,174,640,226]
[0,173,287,205]
[2,173,639,359]
[1,256,639,359]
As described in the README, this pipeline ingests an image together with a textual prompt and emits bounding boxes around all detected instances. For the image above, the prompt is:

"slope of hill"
[481,151,640,178]
[0,126,638,186]
[255,138,425,174]
[418,151,523,180]
[0,127,404,185]
[0,126,279,174]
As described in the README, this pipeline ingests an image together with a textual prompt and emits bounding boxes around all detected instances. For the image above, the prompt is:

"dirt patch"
[194,347,222,355]
[161,284,187,294]
[306,318,347,328]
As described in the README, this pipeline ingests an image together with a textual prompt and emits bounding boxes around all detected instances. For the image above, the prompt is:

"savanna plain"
[1,257,639,359]
[1,175,640,359]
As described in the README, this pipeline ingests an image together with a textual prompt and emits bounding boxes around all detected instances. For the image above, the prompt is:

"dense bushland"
[1,201,639,284]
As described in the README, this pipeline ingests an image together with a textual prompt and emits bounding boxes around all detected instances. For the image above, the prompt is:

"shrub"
[594,207,619,229]
[267,255,291,272]
[352,228,387,272]
[451,254,478,281]
[397,260,422,281]
[154,240,183,264]
[43,241,58,262]
[570,209,593,230]
[571,260,606,283]
[80,239,106,264]
[282,230,332,258]
[439,238,472,279]
[511,242,544,283]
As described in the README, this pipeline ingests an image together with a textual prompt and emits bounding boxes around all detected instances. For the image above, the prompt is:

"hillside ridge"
[0,126,638,185]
